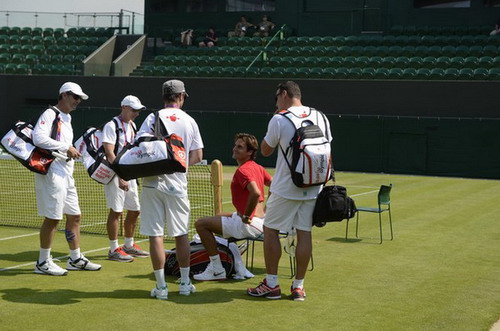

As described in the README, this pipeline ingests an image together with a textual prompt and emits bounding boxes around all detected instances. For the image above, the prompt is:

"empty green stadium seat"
[473,68,489,80]
[408,56,423,68]
[17,63,30,74]
[482,45,498,57]
[348,67,362,79]
[5,63,17,74]
[401,68,417,79]
[443,68,459,80]
[467,45,482,57]
[374,68,389,79]
[360,67,375,79]
[380,56,396,68]
[0,26,9,35]
[334,67,349,79]
[54,28,65,39]
[449,57,464,68]
[367,56,382,68]
[415,68,430,80]
[25,54,38,66]
[11,53,25,64]
[0,52,10,63]
[9,27,21,36]
[463,56,478,68]
[421,56,436,69]
[394,56,409,68]
[388,68,403,79]
[309,67,323,78]
[429,68,445,80]
[441,46,456,57]
[43,28,54,37]
[457,68,473,80]
[478,56,493,68]
[488,68,500,80]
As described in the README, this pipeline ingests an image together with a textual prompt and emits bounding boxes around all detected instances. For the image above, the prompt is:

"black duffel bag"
[312,185,356,227]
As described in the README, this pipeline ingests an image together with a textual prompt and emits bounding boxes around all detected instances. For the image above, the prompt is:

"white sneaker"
[193,263,226,281]
[179,281,196,295]
[151,286,168,300]
[34,257,68,276]
[66,254,102,271]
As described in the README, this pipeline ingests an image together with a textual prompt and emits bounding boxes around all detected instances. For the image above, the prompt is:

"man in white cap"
[137,79,203,300]
[32,82,101,276]
[102,95,149,262]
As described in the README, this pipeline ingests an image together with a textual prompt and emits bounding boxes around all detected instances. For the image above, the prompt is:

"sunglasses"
[275,90,282,101]
[67,92,82,101]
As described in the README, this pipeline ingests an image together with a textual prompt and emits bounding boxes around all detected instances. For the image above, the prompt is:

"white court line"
[0,239,148,272]
[0,222,107,241]
[351,189,379,197]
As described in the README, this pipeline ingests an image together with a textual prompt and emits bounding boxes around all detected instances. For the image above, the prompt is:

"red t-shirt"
[231,160,272,218]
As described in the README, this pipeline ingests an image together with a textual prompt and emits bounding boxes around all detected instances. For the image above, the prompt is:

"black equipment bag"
[312,185,356,227]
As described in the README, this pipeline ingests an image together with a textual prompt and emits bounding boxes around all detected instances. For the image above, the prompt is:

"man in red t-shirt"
[194,133,272,281]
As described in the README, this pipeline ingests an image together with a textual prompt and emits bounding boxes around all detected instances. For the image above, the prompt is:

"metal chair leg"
[355,211,360,238]
[345,219,350,241]
[388,208,394,240]
[378,212,383,244]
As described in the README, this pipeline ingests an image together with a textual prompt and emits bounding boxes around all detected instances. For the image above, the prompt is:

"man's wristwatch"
[242,215,251,223]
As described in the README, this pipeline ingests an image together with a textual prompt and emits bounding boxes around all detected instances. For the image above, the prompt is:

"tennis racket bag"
[112,111,187,181]
[74,127,116,184]
[164,242,234,277]
[0,107,60,175]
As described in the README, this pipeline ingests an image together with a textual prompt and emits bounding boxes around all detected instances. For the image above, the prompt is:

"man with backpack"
[32,82,101,276]
[102,95,149,262]
[247,81,332,301]
[137,80,204,300]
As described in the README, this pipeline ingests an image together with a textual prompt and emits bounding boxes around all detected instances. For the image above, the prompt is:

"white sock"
[266,274,279,288]
[39,248,51,263]
[293,279,304,289]
[109,240,119,252]
[154,269,166,288]
[180,267,190,284]
[70,248,81,261]
[209,254,224,271]
[124,237,134,248]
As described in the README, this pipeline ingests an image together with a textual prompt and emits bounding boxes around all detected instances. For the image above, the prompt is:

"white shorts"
[221,212,264,240]
[35,171,81,220]
[104,176,140,212]
[139,187,190,237]
[264,194,316,232]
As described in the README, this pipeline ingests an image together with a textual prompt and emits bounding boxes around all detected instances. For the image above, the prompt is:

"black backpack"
[312,185,357,227]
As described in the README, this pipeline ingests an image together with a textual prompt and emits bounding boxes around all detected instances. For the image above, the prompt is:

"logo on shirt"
[40,120,46,125]
[165,114,179,122]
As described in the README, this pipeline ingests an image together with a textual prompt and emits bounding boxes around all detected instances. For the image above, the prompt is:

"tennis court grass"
[0,169,499,330]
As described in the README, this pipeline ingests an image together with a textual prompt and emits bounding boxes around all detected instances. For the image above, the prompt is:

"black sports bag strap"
[111,118,121,155]
[82,128,99,158]
[47,106,61,140]
[153,111,169,138]
[277,110,296,172]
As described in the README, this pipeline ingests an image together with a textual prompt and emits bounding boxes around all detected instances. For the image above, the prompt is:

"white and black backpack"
[279,107,333,188]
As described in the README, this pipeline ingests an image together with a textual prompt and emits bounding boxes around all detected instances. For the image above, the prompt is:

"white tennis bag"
[75,127,116,184]
[0,107,60,175]
[112,111,187,181]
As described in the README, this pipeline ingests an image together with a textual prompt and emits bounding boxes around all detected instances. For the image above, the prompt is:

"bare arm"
[260,139,275,157]
[103,142,116,164]
[240,181,262,223]
[189,148,203,166]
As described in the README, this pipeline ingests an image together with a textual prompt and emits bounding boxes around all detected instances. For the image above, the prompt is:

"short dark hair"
[276,81,301,99]
[234,133,259,160]
[163,93,181,103]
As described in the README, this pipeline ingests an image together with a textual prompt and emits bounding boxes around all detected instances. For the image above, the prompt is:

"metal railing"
[246,24,287,72]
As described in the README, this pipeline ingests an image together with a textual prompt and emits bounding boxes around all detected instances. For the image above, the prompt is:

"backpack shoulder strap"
[309,107,330,141]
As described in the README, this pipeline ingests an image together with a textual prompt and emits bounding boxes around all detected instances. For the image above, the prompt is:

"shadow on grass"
[0,251,66,263]
[327,237,362,243]
[0,287,263,305]
[0,288,150,305]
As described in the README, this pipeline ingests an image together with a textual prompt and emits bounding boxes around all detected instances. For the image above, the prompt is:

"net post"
[211,159,223,215]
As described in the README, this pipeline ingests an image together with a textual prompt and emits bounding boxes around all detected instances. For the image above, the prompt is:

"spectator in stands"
[254,15,275,37]
[490,19,500,35]
[32,82,101,276]
[102,95,149,263]
[228,16,254,37]
[180,29,194,46]
[199,27,218,47]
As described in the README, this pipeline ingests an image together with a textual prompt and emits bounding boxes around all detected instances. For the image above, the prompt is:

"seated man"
[194,133,272,281]
[254,15,275,37]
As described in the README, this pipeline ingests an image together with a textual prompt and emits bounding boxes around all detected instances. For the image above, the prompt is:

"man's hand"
[66,146,81,159]
[118,179,129,191]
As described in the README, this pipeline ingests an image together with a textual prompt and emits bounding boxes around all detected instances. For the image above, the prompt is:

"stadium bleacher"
[128,24,500,80]
[0,26,112,75]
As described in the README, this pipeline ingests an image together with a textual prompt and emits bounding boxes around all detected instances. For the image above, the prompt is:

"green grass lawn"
[0,169,499,330]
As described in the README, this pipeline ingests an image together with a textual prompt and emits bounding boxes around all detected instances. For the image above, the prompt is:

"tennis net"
[0,154,221,238]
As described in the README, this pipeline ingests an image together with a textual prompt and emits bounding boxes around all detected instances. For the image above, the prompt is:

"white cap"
[121,95,146,110]
[59,82,89,100]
